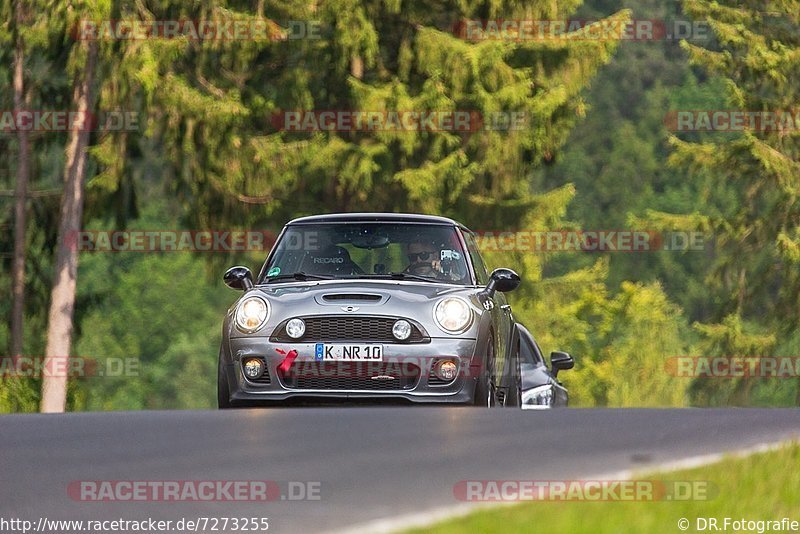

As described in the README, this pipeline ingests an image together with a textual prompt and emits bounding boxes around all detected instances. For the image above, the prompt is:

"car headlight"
[522,384,554,409]
[234,296,269,333]
[286,318,306,339]
[434,297,472,333]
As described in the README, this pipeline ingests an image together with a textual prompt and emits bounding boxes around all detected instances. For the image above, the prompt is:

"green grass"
[407,443,800,534]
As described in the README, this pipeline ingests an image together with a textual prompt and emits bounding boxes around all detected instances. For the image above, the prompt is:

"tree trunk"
[10,0,30,363]
[350,55,363,79]
[40,40,98,413]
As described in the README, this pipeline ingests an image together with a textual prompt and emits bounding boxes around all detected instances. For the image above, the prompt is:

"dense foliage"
[1,0,797,410]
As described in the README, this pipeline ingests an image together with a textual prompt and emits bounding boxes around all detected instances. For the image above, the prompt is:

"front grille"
[271,316,427,343]
[242,358,271,385]
[281,361,420,391]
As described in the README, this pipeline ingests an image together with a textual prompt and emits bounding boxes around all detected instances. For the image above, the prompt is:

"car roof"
[287,212,472,231]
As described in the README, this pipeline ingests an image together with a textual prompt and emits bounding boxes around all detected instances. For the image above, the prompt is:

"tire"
[217,349,233,409]
[473,334,496,407]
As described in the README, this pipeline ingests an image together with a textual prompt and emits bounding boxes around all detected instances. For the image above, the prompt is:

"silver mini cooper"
[218,213,572,408]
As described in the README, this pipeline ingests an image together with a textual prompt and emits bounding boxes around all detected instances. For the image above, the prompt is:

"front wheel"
[217,349,233,409]
[473,335,496,407]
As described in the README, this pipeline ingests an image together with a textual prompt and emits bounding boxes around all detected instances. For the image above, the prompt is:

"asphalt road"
[2,408,800,533]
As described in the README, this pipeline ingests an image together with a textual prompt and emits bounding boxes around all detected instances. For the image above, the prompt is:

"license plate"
[315,343,383,361]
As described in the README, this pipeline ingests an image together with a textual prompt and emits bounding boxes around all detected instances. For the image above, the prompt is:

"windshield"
[261,223,472,285]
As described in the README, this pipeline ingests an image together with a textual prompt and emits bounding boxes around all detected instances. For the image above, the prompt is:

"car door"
[461,230,513,391]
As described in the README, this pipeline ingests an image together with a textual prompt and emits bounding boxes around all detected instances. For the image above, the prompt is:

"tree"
[1,0,67,412]
[137,1,630,230]
[668,0,800,404]
[40,37,99,413]
[532,0,731,324]
[10,0,31,362]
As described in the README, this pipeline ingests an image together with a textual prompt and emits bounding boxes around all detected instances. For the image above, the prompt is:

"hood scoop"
[317,293,386,306]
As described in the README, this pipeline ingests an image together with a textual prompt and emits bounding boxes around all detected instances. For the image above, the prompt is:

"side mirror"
[550,351,574,377]
[224,266,254,291]
[483,268,521,297]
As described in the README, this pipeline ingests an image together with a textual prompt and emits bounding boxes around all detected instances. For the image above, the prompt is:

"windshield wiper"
[355,273,439,283]
[264,272,335,282]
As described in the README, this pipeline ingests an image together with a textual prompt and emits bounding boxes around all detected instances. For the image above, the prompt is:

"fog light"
[435,360,458,381]
[392,319,412,341]
[286,318,306,339]
[243,358,264,379]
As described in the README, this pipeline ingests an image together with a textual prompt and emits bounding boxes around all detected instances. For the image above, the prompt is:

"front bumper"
[223,337,479,404]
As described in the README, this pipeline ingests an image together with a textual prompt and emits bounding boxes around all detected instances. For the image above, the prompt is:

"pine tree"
[138,1,631,230]
[670,0,800,404]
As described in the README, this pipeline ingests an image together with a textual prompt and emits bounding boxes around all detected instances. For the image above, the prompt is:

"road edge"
[331,439,795,534]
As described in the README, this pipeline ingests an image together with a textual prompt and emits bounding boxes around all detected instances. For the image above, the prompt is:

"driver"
[404,239,461,280]
[405,240,438,277]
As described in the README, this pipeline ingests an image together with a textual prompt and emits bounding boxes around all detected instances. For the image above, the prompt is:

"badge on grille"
[341,306,360,312]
